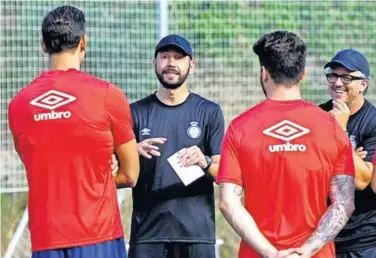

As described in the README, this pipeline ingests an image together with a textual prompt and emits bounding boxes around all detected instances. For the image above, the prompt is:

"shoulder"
[8,73,45,111]
[189,93,222,114]
[232,100,335,130]
[363,99,376,116]
[361,100,376,131]
[131,94,156,111]
[73,71,112,89]
[302,100,334,118]
[318,99,333,112]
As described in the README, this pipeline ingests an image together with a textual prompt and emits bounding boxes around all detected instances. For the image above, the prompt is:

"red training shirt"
[8,68,134,251]
[217,99,354,258]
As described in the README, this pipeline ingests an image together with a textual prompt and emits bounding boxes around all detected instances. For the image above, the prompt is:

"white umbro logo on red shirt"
[30,90,76,121]
[263,120,310,152]
[30,90,76,110]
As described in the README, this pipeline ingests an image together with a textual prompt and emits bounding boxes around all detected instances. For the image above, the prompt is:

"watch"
[203,155,212,171]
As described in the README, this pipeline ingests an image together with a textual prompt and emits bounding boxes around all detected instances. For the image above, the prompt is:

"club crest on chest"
[187,121,201,139]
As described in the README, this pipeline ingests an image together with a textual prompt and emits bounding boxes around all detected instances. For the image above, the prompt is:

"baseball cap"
[154,34,193,58]
[324,48,370,78]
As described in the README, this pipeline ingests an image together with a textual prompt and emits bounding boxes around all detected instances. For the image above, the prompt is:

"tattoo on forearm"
[305,175,355,254]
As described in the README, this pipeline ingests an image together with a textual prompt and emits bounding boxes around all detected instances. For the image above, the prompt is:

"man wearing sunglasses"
[319,49,376,258]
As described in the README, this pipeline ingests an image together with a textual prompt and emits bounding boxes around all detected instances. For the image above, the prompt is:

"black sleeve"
[362,125,376,163]
[130,104,139,142]
[318,100,333,112]
[205,105,225,156]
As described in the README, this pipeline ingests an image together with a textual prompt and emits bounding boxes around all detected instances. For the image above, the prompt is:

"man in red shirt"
[216,31,355,258]
[8,5,139,258]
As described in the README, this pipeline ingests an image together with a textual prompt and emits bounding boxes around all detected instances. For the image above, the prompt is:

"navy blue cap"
[154,34,193,58]
[324,48,370,78]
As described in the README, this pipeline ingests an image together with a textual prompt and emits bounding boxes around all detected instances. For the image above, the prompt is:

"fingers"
[149,149,161,157]
[111,154,119,176]
[178,146,204,167]
[277,248,298,258]
[333,100,350,112]
[178,146,197,160]
[357,151,367,159]
[148,138,167,145]
[356,147,367,159]
[138,149,152,159]
[143,143,160,151]
[138,138,167,159]
[181,152,200,167]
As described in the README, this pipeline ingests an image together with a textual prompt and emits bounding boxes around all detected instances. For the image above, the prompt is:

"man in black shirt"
[127,34,225,258]
[319,49,376,257]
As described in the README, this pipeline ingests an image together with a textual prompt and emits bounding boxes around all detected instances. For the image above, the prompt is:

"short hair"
[42,5,86,54]
[253,31,307,87]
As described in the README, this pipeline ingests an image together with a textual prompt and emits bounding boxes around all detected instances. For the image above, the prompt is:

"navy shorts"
[31,238,127,258]
[128,242,215,258]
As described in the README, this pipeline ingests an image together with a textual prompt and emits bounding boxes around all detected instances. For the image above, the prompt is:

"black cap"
[154,34,193,58]
[324,48,370,78]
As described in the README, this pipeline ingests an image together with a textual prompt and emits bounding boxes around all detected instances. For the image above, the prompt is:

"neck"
[49,52,80,71]
[266,84,302,101]
[348,96,365,115]
[156,84,190,106]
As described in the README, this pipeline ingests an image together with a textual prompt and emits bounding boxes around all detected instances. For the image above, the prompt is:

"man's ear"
[359,80,369,94]
[300,68,307,82]
[189,59,195,74]
[40,37,48,54]
[261,66,269,83]
[152,59,156,73]
[80,35,87,52]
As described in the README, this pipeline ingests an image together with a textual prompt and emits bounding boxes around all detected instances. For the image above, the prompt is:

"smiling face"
[153,49,193,90]
[327,66,368,105]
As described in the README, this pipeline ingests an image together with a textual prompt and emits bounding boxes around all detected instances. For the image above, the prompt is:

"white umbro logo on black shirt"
[141,128,151,136]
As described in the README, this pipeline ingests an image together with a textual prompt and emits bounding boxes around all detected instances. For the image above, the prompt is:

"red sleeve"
[216,122,243,186]
[105,85,135,146]
[333,121,355,176]
[8,99,20,154]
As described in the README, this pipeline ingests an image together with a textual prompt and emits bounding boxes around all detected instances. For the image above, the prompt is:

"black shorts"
[336,246,376,258]
[128,243,215,258]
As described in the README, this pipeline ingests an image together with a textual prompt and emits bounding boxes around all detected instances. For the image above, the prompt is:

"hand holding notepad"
[167,149,205,186]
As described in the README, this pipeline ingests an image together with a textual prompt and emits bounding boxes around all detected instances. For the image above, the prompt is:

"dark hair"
[253,31,307,87]
[42,5,85,54]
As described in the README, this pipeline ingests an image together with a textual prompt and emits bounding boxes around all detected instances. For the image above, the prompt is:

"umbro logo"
[141,128,151,136]
[263,120,310,152]
[30,90,76,121]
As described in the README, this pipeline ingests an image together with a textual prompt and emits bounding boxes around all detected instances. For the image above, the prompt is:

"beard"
[155,65,190,90]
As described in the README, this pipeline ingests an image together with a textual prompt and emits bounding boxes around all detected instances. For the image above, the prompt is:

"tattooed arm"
[297,175,355,257]
[219,182,296,258]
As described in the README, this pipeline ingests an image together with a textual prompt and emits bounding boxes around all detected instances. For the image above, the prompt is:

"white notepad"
[167,149,205,186]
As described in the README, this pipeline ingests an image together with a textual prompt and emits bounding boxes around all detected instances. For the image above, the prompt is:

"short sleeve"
[8,100,18,152]
[333,121,355,176]
[205,106,225,156]
[361,126,376,163]
[105,85,135,146]
[216,122,243,186]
